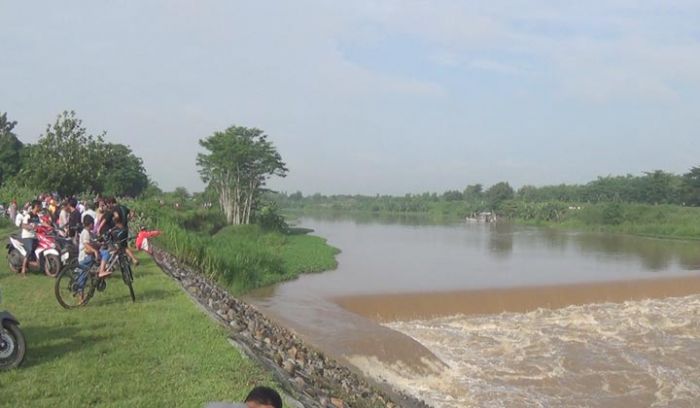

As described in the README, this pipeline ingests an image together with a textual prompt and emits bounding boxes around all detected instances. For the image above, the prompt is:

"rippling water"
[380,295,700,408]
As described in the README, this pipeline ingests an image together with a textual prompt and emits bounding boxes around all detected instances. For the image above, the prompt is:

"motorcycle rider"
[20,200,42,276]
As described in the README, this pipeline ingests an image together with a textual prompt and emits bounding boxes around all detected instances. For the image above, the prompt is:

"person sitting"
[205,386,283,408]
[78,215,99,273]
[97,208,136,278]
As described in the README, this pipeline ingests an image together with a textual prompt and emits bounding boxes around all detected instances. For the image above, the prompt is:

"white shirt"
[14,212,24,228]
[20,212,36,239]
[58,209,69,228]
[78,228,93,262]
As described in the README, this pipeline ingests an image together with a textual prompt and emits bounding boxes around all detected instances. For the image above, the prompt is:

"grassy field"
[0,227,275,408]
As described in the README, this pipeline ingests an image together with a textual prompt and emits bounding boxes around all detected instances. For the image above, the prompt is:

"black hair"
[68,197,78,208]
[31,199,42,209]
[83,214,94,227]
[244,386,282,408]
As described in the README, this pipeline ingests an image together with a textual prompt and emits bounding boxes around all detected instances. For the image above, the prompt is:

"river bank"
[151,246,432,408]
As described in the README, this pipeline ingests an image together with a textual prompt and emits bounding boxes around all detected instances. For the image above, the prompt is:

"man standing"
[8,200,17,224]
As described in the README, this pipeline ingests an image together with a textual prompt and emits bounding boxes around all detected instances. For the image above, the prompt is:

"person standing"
[8,200,17,224]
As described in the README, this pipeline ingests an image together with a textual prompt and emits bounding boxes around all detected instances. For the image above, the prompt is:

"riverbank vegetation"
[275,167,700,240]
[0,227,275,407]
[1,111,340,293]
[130,194,338,295]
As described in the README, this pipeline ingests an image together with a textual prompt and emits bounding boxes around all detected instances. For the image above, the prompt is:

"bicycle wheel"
[120,258,135,303]
[55,263,95,309]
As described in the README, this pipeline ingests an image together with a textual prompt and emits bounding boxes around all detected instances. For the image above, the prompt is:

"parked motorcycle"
[6,224,61,277]
[0,289,26,370]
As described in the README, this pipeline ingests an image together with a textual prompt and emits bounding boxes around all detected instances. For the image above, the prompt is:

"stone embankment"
[152,248,431,408]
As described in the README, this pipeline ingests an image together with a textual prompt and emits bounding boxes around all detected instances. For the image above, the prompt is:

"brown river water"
[245,214,700,407]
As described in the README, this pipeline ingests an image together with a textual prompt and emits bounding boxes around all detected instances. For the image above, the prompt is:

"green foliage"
[254,203,289,232]
[135,202,337,294]
[485,181,515,210]
[0,112,23,187]
[602,202,625,225]
[15,111,148,197]
[197,126,287,225]
[0,180,38,206]
[681,166,700,206]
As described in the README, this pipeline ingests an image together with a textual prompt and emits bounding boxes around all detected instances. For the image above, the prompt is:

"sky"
[2,1,699,195]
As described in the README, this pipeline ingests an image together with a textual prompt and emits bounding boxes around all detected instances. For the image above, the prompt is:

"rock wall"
[152,248,431,408]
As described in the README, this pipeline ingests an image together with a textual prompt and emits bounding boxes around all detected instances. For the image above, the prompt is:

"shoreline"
[335,275,700,323]
[151,247,432,408]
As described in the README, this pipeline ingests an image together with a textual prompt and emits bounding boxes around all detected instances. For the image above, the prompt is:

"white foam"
[361,294,700,408]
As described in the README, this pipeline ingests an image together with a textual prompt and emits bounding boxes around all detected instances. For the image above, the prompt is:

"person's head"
[113,209,125,226]
[31,200,42,213]
[83,215,94,228]
[244,386,282,408]
[68,197,78,210]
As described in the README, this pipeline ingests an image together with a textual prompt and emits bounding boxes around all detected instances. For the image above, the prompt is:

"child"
[78,215,99,273]
[135,227,161,255]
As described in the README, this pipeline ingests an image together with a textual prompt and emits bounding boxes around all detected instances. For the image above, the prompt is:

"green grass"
[0,227,275,408]
[211,225,339,293]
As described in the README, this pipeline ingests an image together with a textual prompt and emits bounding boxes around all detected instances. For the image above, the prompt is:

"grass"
[0,226,276,408]
[211,225,339,293]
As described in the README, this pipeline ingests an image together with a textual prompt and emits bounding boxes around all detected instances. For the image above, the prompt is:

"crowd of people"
[3,193,159,277]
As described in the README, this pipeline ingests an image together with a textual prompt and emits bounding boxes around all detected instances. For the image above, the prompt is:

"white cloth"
[58,209,69,228]
[14,212,23,228]
[82,209,97,223]
[20,213,36,239]
[78,228,93,262]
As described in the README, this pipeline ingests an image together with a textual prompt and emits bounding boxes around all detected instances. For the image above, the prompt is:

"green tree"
[23,111,148,196]
[98,143,149,197]
[485,181,515,210]
[0,113,24,187]
[197,126,287,225]
[681,166,700,206]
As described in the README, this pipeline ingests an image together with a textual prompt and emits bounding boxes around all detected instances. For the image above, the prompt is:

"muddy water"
[245,214,700,406]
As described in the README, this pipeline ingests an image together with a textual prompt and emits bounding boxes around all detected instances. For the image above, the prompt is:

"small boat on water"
[466,211,498,223]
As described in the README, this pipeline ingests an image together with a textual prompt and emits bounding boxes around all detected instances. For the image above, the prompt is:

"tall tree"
[23,111,148,196]
[197,126,287,225]
[0,112,24,187]
[485,181,515,210]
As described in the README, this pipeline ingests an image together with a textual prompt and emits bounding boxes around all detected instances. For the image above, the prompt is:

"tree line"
[275,167,700,214]
[0,111,150,198]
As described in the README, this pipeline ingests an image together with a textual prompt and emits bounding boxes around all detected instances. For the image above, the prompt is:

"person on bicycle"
[78,215,99,273]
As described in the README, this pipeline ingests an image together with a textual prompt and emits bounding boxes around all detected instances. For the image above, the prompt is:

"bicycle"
[54,234,136,309]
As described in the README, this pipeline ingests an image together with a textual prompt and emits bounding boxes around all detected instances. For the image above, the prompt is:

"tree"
[98,143,149,197]
[485,181,515,210]
[197,126,287,225]
[463,184,483,202]
[0,113,24,187]
[23,111,148,197]
[681,166,700,206]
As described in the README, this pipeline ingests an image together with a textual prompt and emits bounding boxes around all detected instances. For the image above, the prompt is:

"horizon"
[3,1,699,195]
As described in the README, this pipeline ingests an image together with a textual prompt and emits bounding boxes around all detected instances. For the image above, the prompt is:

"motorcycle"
[0,289,26,370]
[6,224,61,277]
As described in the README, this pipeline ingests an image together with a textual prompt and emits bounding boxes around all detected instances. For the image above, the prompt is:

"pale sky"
[2,1,699,194]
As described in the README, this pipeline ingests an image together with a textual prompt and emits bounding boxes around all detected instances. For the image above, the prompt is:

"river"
[245,214,700,407]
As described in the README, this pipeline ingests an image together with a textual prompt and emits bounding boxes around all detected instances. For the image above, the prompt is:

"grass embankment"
[0,226,275,408]
[157,220,339,294]
[131,202,340,295]
[513,203,700,240]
